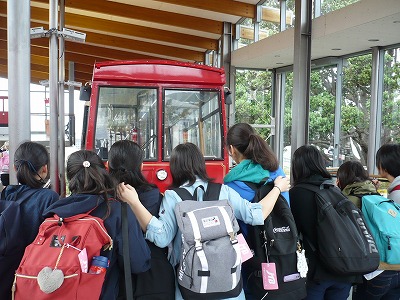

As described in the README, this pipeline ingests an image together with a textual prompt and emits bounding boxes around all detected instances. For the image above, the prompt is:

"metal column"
[291,0,312,152]
[333,60,343,167]
[49,0,59,193]
[221,22,234,128]
[367,47,384,174]
[280,0,287,32]
[58,0,66,197]
[68,61,76,147]
[274,72,286,163]
[7,0,31,184]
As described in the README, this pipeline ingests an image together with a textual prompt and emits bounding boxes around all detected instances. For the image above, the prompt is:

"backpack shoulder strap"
[203,182,222,201]
[173,187,195,201]
[296,180,333,193]
[350,192,381,198]
[173,182,222,201]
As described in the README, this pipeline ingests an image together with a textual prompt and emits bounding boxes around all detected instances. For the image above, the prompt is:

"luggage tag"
[66,243,88,273]
[78,248,89,273]
[237,233,253,263]
[262,262,279,290]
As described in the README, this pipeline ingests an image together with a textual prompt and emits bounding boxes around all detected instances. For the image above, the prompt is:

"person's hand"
[117,183,139,205]
[273,176,291,193]
[371,178,380,189]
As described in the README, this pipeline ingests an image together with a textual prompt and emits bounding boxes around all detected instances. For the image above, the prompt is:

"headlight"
[156,169,168,181]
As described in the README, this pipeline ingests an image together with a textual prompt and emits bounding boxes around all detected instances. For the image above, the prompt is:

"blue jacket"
[4,185,60,243]
[0,185,59,300]
[43,194,151,300]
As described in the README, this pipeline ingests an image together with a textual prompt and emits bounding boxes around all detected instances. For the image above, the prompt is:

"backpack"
[0,188,41,299]
[12,211,113,300]
[297,181,380,275]
[360,193,400,264]
[242,181,307,300]
[173,182,242,300]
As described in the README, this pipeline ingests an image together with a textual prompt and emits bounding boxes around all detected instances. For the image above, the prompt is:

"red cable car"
[83,60,231,192]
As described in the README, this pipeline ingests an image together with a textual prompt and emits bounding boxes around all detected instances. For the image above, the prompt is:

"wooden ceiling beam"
[262,7,294,25]
[0,35,167,70]
[31,0,223,35]
[26,5,218,51]
[0,70,52,85]
[0,17,206,62]
[27,18,206,62]
[0,66,90,85]
[29,37,164,62]
[152,0,255,18]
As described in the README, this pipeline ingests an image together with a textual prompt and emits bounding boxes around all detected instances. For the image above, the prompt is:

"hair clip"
[83,161,91,168]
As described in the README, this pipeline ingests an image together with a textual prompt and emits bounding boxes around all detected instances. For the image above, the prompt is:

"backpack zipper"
[12,273,79,299]
[189,205,230,213]
[43,217,113,250]
[79,218,113,250]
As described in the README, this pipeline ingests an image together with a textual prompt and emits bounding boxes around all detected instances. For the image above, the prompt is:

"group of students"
[0,123,399,300]
[291,144,400,300]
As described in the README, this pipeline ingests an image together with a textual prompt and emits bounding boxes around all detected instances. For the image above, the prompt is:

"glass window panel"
[381,47,400,144]
[238,18,254,48]
[163,89,222,159]
[341,54,372,165]
[283,71,293,176]
[95,87,158,160]
[309,66,337,168]
[234,69,273,131]
[260,0,282,38]
[320,0,359,15]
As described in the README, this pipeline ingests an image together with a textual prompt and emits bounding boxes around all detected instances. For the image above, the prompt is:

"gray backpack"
[173,183,242,299]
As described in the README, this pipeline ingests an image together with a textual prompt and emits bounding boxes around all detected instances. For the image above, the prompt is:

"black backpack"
[242,181,307,300]
[296,181,380,275]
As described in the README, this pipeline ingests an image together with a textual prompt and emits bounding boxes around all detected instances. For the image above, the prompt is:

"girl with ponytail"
[42,150,151,300]
[0,141,59,299]
[224,123,289,204]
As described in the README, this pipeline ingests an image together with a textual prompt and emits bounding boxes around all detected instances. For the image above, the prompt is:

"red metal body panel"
[85,60,229,193]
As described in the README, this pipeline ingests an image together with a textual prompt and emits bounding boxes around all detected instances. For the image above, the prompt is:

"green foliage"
[235,70,273,139]
[234,49,400,162]
[320,0,360,15]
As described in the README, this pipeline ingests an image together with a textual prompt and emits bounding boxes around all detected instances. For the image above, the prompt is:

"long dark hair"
[291,145,331,185]
[337,160,369,190]
[108,140,156,192]
[226,123,278,171]
[67,150,115,217]
[376,143,400,178]
[170,143,212,188]
[14,141,50,188]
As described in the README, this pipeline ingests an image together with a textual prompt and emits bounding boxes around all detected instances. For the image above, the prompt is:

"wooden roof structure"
[0,0,287,85]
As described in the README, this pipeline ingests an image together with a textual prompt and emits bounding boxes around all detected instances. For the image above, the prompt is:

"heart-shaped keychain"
[37,267,65,293]
[37,243,66,293]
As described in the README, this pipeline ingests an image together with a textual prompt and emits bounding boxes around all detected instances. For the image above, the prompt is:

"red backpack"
[12,212,113,300]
